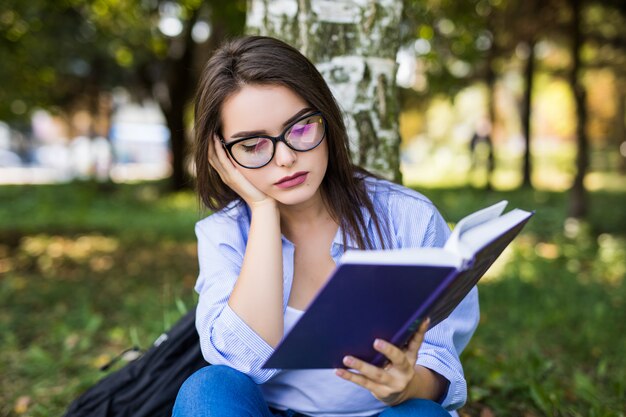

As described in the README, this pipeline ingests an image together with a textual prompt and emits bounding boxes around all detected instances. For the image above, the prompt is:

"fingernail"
[343,356,353,366]
[374,339,385,349]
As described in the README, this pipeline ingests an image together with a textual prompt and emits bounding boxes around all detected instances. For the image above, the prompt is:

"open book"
[263,201,534,369]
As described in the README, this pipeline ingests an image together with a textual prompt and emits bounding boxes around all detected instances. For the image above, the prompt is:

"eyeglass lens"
[229,114,325,168]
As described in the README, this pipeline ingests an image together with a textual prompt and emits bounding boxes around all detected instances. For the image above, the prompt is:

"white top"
[261,306,387,416]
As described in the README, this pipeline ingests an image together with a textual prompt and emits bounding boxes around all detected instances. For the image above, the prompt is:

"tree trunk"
[246,0,404,182]
[485,47,497,191]
[568,0,588,219]
[617,84,626,175]
[160,10,200,191]
[521,41,535,188]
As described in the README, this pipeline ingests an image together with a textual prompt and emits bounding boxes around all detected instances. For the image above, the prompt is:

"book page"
[460,209,532,253]
[340,247,462,268]
[444,200,508,258]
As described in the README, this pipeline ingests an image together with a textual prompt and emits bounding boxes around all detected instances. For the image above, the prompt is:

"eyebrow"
[229,107,314,139]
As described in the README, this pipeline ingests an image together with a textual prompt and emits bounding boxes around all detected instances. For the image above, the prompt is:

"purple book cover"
[263,263,457,369]
[263,210,533,369]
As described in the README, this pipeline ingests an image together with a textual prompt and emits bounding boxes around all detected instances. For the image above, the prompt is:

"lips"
[275,171,308,188]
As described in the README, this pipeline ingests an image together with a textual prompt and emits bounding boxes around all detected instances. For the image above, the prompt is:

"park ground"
[0,177,625,416]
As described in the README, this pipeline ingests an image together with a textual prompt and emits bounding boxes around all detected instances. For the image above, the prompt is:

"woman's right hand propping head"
[209,136,275,208]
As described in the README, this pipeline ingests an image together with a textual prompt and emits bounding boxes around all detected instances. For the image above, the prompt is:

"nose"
[274,141,296,167]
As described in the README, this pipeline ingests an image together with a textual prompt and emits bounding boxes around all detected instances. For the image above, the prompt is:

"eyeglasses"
[219,111,327,169]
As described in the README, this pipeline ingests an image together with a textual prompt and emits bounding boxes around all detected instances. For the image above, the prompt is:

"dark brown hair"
[194,35,386,249]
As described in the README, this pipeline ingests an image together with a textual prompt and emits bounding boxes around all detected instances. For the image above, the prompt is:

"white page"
[459,208,533,252]
[444,200,508,258]
[340,247,463,268]
[339,201,530,270]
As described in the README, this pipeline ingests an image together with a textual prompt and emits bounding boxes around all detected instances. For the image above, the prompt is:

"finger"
[210,136,231,168]
[342,355,389,384]
[209,137,237,182]
[335,368,384,393]
[373,339,411,371]
[406,317,430,363]
[207,136,222,168]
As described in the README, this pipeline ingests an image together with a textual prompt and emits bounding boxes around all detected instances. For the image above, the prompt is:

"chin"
[271,183,321,207]
[273,192,315,206]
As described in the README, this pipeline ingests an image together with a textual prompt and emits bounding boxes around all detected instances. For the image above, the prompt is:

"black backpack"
[64,308,209,417]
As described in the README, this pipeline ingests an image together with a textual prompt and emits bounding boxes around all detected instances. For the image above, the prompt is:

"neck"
[278,190,335,238]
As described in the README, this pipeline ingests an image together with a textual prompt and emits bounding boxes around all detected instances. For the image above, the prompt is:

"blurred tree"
[247,0,404,181]
[0,0,246,190]
[402,0,502,189]
[617,83,626,174]
[494,0,570,189]
[402,0,490,95]
[70,0,246,190]
[568,0,588,218]
[403,0,624,205]
[584,0,626,175]
[568,0,626,217]
[403,0,572,190]
[0,1,122,126]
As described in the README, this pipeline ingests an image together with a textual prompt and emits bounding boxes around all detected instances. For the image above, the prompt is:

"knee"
[176,365,254,402]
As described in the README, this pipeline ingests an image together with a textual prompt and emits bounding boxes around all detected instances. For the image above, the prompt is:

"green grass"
[1,180,625,416]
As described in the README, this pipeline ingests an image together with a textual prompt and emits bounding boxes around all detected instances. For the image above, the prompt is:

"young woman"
[173,36,479,417]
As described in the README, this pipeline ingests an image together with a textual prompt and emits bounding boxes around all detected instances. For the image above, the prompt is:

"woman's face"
[220,84,329,207]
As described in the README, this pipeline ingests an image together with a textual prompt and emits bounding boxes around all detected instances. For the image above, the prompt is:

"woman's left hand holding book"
[335,318,446,405]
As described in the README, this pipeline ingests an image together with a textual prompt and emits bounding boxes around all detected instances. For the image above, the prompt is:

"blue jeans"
[172,365,450,417]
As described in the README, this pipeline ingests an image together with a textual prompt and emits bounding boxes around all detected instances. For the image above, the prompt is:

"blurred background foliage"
[1,0,625,416]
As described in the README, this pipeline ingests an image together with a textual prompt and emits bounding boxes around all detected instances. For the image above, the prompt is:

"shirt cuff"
[220,303,275,362]
[416,352,466,410]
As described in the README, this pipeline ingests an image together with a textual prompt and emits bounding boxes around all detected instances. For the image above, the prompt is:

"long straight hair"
[194,36,386,249]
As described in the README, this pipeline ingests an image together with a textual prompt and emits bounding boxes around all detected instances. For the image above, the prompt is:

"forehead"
[220,84,308,136]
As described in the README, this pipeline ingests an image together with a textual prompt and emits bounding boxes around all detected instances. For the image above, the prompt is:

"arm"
[228,200,284,346]
[209,135,284,347]
[193,137,286,383]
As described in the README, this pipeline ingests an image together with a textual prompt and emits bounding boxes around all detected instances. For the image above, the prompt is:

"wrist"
[408,365,447,402]
[249,197,278,212]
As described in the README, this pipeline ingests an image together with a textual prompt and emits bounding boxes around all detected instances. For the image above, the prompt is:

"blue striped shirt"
[194,176,480,414]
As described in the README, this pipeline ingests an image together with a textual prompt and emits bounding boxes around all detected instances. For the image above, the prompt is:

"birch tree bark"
[246,0,403,182]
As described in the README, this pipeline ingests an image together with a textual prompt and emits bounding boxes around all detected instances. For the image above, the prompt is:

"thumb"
[405,317,430,363]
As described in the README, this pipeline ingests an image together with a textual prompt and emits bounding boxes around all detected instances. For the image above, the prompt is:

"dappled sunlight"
[593,233,626,287]
[479,244,518,283]
[160,190,199,210]
[0,229,200,417]
[0,232,200,286]
[21,234,119,259]
[534,242,560,260]
[18,234,120,277]
[585,172,626,192]
[477,228,625,288]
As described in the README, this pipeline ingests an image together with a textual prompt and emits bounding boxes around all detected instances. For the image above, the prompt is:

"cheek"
[317,143,329,173]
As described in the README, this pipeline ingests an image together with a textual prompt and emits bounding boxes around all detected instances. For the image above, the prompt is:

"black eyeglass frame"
[218,111,327,169]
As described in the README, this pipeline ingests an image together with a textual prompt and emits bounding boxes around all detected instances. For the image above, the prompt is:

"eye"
[290,124,310,137]
[238,138,271,153]
[290,116,320,136]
